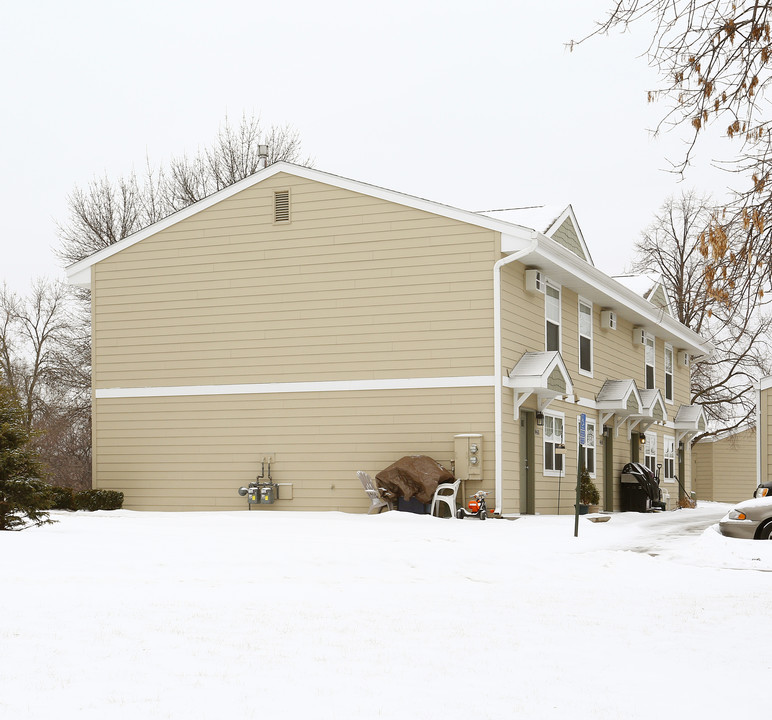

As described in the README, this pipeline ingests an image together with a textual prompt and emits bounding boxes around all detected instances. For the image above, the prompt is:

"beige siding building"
[692,426,757,502]
[67,163,712,514]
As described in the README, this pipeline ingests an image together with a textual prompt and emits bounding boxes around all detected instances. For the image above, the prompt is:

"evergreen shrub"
[48,485,77,511]
[74,489,124,511]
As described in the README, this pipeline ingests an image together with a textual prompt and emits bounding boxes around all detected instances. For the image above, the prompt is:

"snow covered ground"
[3,503,771,719]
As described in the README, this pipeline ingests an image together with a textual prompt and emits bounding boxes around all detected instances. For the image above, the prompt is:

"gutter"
[493,234,539,515]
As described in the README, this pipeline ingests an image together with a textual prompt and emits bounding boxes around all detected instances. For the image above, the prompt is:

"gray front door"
[520,411,536,514]
[604,426,614,511]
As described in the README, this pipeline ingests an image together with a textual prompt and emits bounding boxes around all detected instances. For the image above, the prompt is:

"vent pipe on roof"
[258,144,269,169]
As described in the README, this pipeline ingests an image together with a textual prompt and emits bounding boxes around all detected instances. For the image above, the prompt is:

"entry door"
[520,411,536,514]
[630,432,640,463]
[604,427,614,511]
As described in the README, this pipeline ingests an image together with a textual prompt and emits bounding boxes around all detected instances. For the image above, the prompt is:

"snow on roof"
[509,350,561,379]
[596,379,638,404]
[612,274,658,299]
[476,204,567,234]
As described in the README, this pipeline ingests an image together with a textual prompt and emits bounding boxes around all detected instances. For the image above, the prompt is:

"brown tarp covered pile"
[375,455,455,504]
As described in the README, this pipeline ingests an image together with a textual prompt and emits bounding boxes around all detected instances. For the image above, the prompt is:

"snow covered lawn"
[3,504,771,719]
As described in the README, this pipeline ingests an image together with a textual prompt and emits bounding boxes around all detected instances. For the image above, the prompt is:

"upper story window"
[544,412,564,475]
[644,333,655,390]
[578,299,593,375]
[663,436,675,481]
[664,344,674,402]
[644,432,657,474]
[545,283,561,352]
[579,416,596,476]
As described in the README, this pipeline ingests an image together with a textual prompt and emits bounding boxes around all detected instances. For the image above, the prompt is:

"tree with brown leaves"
[631,191,772,435]
[575,1,772,302]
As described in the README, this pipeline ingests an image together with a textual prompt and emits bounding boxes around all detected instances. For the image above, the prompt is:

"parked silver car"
[719,497,772,539]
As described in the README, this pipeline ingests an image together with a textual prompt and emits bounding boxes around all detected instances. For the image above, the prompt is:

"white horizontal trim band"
[95,375,497,399]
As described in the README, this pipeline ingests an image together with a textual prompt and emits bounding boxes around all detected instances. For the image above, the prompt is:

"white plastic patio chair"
[431,479,461,518]
[356,471,393,514]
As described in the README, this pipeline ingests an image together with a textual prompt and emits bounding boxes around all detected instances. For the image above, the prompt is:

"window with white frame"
[644,432,657,474]
[544,412,564,475]
[578,416,596,476]
[578,299,593,375]
[663,436,675,481]
[644,333,655,390]
[664,344,674,402]
[545,283,561,352]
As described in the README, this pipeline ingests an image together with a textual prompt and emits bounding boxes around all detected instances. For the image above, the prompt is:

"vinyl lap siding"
[92,174,498,389]
[91,174,501,510]
[693,429,757,502]
[498,261,693,513]
[94,388,494,511]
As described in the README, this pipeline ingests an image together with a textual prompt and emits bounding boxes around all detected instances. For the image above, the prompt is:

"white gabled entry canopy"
[504,351,573,419]
[674,404,708,445]
[596,379,642,437]
[628,388,668,438]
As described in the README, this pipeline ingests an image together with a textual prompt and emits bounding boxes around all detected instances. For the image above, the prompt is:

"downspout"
[493,234,539,515]
[757,380,762,489]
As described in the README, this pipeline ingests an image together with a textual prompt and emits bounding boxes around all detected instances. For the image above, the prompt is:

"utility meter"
[454,434,483,481]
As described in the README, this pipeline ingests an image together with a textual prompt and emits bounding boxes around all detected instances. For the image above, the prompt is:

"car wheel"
[757,520,772,540]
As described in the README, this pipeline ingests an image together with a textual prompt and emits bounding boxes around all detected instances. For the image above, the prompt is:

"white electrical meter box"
[454,434,483,481]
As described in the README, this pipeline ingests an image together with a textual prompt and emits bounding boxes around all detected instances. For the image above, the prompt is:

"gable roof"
[479,204,592,264]
[65,162,712,356]
[613,274,674,316]
[66,162,536,287]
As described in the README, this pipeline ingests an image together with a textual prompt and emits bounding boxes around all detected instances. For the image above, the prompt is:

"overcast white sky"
[1,0,734,294]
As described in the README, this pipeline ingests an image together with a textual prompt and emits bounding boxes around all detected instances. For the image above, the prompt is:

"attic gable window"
[274,190,290,223]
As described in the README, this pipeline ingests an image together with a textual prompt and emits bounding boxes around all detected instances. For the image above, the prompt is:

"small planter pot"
[587,504,600,514]
[576,503,589,515]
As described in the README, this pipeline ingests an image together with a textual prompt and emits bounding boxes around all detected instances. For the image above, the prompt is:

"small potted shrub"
[579,468,600,514]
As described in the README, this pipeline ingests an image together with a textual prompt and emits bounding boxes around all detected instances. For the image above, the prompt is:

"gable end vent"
[274,190,290,223]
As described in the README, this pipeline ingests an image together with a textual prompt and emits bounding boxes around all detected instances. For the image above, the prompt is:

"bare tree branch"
[631,191,772,438]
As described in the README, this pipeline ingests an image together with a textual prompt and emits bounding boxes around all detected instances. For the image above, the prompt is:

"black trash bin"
[620,462,663,512]
[620,478,651,512]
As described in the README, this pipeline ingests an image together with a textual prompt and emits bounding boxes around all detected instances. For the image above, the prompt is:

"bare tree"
[574,1,772,300]
[631,191,772,435]
[0,281,91,488]
[58,113,310,265]
[0,281,73,430]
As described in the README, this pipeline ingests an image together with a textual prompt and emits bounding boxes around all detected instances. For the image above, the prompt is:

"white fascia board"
[527,237,712,356]
[543,204,594,267]
[65,162,537,287]
[759,375,772,392]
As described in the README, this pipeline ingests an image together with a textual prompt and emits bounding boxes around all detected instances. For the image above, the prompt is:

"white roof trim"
[504,351,574,419]
[64,162,711,357]
[65,162,537,285]
[515,237,711,355]
[694,423,755,444]
[543,204,594,267]
[636,389,667,419]
[596,379,641,412]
